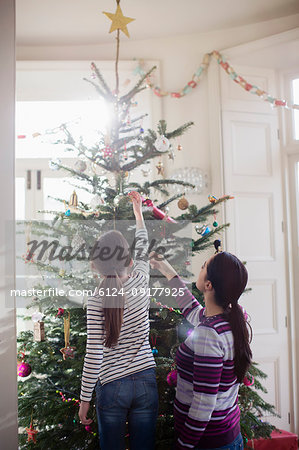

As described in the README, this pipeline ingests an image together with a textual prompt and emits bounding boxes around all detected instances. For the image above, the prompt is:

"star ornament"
[26,423,38,443]
[103,4,135,38]
[60,346,76,360]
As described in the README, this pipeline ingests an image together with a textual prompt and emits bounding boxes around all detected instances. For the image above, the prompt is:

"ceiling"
[16,0,299,47]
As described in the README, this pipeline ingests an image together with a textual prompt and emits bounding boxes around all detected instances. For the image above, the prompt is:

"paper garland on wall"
[134,50,299,110]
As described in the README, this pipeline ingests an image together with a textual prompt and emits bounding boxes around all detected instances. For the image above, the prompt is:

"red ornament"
[26,421,38,443]
[56,308,65,317]
[17,361,32,377]
[167,369,178,387]
[60,346,76,360]
[141,196,177,223]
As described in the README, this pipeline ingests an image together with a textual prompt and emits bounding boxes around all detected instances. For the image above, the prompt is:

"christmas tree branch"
[120,66,156,104]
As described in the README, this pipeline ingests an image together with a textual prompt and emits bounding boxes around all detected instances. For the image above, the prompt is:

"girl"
[79,191,158,450]
[149,250,252,450]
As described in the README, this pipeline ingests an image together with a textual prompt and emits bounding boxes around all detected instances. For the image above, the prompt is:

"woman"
[149,250,252,450]
[79,191,158,450]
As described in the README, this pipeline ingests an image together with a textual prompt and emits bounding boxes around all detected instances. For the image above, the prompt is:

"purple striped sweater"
[168,275,241,449]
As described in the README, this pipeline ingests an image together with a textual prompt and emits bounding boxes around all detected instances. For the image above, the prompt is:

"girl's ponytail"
[206,252,252,383]
[226,302,252,383]
[99,271,126,348]
[92,230,132,348]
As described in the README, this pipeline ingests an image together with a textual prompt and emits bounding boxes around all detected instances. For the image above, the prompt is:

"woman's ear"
[205,280,213,291]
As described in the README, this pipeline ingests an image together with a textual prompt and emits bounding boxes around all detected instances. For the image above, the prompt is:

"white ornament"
[71,233,86,250]
[49,158,61,170]
[90,195,104,209]
[31,312,45,322]
[141,167,152,177]
[75,160,87,173]
[154,135,170,153]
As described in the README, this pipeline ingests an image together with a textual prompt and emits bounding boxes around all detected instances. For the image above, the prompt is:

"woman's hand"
[128,191,143,219]
[149,251,178,281]
[78,400,93,425]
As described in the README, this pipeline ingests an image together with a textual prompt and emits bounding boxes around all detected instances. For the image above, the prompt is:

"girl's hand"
[149,251,178,281]
[78,401,93,425]
[128,191,143,218]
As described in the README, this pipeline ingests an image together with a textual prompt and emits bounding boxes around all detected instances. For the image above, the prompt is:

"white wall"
[17,14,299,205]
[0,1,18,449]
[16,13,299,275]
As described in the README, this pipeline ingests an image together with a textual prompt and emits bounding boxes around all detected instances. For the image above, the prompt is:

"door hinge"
[277,129,280,140]
[288,412,291,424]
[27,170,31,190]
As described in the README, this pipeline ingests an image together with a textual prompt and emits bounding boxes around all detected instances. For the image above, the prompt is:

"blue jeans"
[195,432,244,450]
[95,367,159,450]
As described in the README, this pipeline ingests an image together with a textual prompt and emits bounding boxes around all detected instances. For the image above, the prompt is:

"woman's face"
[196,255,214,292]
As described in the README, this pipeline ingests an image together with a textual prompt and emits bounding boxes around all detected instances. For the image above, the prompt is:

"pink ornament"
[85,424,93,433]
[141,196,177,223]
[243,376,254,386]
[167,369,178,387]
[103,146,113,158]
[17,362,32,377]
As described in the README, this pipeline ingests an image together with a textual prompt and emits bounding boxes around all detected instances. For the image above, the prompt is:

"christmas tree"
[17,1,278,448]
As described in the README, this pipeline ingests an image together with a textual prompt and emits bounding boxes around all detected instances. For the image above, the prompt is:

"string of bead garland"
[55,390,97,435]
[151,297,182,315]
[134,50,299,110]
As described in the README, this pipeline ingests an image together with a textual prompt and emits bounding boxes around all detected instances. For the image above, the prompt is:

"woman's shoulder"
[87,294,104,310]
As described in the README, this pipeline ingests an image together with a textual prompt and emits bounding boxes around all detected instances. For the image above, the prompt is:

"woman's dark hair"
[206,251,252,383]
[91,230,132,348]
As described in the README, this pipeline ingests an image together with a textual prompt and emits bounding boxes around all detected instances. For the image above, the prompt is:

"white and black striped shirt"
[80,227,156,402]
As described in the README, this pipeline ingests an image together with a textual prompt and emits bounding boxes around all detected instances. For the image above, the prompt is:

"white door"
[220,65,291,430]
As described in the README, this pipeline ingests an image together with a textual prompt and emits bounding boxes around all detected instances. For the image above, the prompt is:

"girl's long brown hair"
[206,252,252,383]
[91,230,132,348]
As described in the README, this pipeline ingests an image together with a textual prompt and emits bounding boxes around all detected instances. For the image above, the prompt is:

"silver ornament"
[75,160,87,173]
[71,233,86,250]
[49,158,61,170]
[170,167,208,194]
[154,135,170,153]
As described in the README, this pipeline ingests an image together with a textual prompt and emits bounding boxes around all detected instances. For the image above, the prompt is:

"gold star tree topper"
[103,3,135,38]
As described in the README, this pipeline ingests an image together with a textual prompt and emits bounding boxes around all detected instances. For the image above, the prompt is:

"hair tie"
[214,239,222,253]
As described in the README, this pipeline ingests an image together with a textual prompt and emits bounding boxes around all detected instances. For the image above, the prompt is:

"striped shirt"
[80,227,156,402]
[168,275,241,449]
